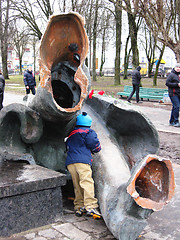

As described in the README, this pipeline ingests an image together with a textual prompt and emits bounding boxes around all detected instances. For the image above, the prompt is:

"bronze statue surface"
[0,13,175,240]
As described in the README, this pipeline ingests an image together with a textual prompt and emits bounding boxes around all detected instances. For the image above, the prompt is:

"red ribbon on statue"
[89,89,94,99]
[98,90,105,95]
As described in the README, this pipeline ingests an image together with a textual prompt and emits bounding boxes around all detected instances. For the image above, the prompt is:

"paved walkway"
[3,93,25,106]
[129,103,180,134]
[1,93,180,240]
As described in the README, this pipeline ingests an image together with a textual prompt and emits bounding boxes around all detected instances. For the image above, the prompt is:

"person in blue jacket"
[65,112,102,218]
[166,63,180,127]
[23,66,36,96]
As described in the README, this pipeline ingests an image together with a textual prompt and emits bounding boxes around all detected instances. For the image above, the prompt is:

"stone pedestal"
[0,161,66,237]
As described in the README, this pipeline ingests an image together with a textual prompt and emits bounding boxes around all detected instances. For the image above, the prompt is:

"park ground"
[5,74,167,96]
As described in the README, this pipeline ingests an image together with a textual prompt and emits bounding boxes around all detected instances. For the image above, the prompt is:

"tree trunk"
[123,36,131,79]
[148,56,155,78]
[1,49,8,79]
[63,0,66,11]
[19,57,22,75]
[92,0,99,81]
[144,29,156,78]
[177,0,180,42]
[99,51,105,76]
[33,41,36,74]
[0,0,10,79]
[85,0,93,70]
[71,0,75,11]
[148,46,156,78]
[99,27,106,77]
[153,44,165,86]
[114,2,122,86]
[128,13,139,67]
[148,62,153,78]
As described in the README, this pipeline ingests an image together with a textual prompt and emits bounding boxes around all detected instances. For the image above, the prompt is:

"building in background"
[0,44,39,75]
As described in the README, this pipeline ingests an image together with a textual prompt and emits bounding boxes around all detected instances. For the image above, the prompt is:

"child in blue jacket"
[66,112,101,218]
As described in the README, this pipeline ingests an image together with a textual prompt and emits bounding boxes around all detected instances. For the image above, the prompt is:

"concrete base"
[0,161,66,237]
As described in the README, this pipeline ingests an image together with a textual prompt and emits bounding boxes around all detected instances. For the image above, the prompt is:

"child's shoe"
[75,207,86,217]
[86,208,102,219]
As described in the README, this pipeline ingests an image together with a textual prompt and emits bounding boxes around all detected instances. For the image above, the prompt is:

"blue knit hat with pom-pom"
[76,112,92,126]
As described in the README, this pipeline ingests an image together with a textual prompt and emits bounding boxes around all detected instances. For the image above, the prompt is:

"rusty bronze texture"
[127,155,174,211]
[29,12,90,122]
[0,13,175,240]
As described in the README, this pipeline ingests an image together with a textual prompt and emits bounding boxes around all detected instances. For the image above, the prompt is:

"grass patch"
[5,74,39,95]
[92,76,167,94]
[5,74,167,97]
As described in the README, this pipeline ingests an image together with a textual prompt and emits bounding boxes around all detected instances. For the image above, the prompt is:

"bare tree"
[71,0,114,80]
[122,12,141,79]
[153,43,165,85]
[63,0,66,12]
[11,0,54,40]
[92,0,99,81]
[31,36,39,75]
[36,0,53,18]
[70,0,91,16]
[137,0,180,61]
[0,0,11,79]
[84,0,94,69]
[71,0,76,11]
[73,0,101,80]
[123,35,131,79]
[109,0,141,68]
[99,10,111,76]
[140,23,156,77]
[140,21,166,85]
[68,0,95,69]
[55,0,67,12]
[114,0,122,85]
[11,25,29,75]
[124,0,141,67]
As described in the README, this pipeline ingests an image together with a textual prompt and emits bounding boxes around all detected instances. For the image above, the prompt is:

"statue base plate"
[0,161,66,237]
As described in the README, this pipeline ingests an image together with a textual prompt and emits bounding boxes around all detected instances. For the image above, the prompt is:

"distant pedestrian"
[127,66,141,103]
[65,112,102,219]
[23,66,36,97]
[0,70,5,110]
[166,63,180,127]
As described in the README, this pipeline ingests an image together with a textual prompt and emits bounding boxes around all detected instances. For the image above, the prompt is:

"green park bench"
[117,85,168,101]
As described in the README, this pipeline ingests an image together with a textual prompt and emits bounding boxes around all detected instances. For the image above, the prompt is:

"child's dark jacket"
[65,126,101,167]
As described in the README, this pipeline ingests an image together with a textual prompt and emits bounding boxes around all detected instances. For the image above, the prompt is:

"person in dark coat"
[0,70,5,110]
[127,66,141,103]
[65,112,102,218]
[23,66,36,96]
[166,63,180,127]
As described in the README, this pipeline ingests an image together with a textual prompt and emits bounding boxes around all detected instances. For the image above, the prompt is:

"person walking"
[0,70,5,110]
[166,63,180,127]
[127,66,141,103]
[65,112,102,219]
[23,66,36,97]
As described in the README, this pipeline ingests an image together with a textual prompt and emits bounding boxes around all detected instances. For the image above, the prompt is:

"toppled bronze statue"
[0,13,175,240]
